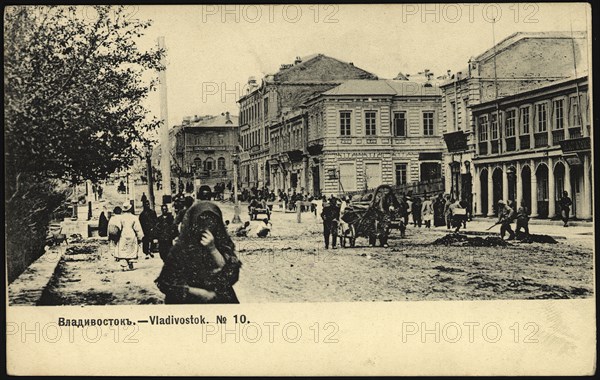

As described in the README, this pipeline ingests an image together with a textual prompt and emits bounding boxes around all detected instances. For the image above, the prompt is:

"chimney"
[294,56,302,65]
[349,62,354,66]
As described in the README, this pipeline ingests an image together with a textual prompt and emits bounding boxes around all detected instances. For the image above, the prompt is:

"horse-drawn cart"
[339,185,401,247]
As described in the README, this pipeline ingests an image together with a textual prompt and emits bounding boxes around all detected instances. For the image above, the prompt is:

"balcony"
[478,142,488,155]
[534,132,548,148]
[552,130,565,144]
[568,127,583,139]
[491,140,499,154]
[519,135,530,150]
[505,137,516,152]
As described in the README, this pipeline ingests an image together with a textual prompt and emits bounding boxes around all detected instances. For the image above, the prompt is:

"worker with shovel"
[496,200,516,240]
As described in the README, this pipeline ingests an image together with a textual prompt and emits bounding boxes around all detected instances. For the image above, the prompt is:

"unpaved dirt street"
[35,202,594,305]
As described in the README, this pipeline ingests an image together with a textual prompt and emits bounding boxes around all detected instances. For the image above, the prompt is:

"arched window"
[204,157,214,172]
[193,157,202,173]
[217,157,226,171]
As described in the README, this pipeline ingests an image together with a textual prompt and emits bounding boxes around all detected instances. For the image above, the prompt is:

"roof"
[475,31,587,62]
[183,113,239,128]
[321,79,442,97]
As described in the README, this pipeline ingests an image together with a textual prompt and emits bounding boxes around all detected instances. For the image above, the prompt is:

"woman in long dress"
[109,201,144,270]
[155,201,242,304]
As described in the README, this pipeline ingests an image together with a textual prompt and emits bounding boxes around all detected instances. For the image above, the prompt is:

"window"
[395,163,407,185]
[536,103,547,132]
[478,115,488,141]
[217,157,226,171]
[340,111,351,136]
[204,157,214,172]
[365,111,377,136]
[571,98,582,126]
[505,110,516,137]
[423,111,434,136]
[490,113,498,140]
[264,98,269,119]
[553,99,564,130]
[420,162,441,181]
[393,111,407,137]
[520,107,530,134]
[449,101,456,131]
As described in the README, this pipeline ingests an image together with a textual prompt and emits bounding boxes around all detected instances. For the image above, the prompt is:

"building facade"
[238,54,377,190]
[472,75,592,220]
[171,112,239,188]
[440,31,588,211]
[303,79,444,196]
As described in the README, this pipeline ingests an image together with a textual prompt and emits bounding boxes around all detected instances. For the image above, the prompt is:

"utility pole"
[158,36,172,206]
[232,152,241,224]
[146,145,155,210]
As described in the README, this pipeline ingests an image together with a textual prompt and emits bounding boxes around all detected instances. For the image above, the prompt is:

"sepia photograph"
[5,2,595,376]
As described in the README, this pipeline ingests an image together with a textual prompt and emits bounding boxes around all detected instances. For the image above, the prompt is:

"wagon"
[339,185,400,247]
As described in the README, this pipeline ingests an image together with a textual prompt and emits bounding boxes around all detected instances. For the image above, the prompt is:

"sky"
[125,3,590,134]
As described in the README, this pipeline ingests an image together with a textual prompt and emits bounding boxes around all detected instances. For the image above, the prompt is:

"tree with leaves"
[4,5,164,283]
[5,5,164,192]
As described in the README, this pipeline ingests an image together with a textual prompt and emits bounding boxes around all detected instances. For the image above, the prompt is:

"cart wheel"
[350,237,356,248]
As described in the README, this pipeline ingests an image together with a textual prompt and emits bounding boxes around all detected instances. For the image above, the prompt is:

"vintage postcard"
[5,2,595,376]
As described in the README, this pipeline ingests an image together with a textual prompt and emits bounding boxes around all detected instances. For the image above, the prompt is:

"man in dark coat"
[151,204,178,261]
[321,198,340,249]
[558,191,573,227]
[139,200,158,259]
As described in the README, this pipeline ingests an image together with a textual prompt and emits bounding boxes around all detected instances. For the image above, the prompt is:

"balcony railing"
[519,135,530,150]
[491,140,499,154]
[505,137,516,152]
[534,132,548,148]
[552,130,565,144]
[568,127,583,139]
[478,142,488,155]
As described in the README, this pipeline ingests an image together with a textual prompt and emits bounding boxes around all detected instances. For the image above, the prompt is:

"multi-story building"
[303,79,444,196]
[440,31,588,212]
[238,54,377,189]
[170,112,239,188]
[472,75,592,220]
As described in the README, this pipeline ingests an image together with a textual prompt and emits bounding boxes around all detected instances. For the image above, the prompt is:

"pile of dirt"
[515,231,558,244]
[65,243,97,255]
[431,234,509,247]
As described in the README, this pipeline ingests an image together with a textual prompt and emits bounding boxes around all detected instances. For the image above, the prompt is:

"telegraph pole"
[146,145,155,210]
[158,36,172,205]
[232,152,241,224]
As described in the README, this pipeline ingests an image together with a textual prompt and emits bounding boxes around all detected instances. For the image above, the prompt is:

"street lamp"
[232,154,241,224]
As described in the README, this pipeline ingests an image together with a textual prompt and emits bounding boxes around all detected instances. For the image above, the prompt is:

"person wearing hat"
[497,200,516,240]
[112,201,144,270]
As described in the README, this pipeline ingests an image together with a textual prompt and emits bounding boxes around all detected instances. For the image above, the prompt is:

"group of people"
[98,197,242,304]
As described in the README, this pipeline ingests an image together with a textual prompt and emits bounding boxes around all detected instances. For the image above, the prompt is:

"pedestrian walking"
[109,201,144,270]
[155,202,241,304]
[141,192,148,205]
[559,191,573,227]
[411,196,422,227]
[497,200,516,240]
[449,198,466,233]
[433,194,446,227]
[97,185,103,200]
[444,194,453,230]
[139,200,158,259]
[98,206,109,237]
[421,196,434,228]
[515,202,530,236]
[321,198,340,249]
[151,204,178,261]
